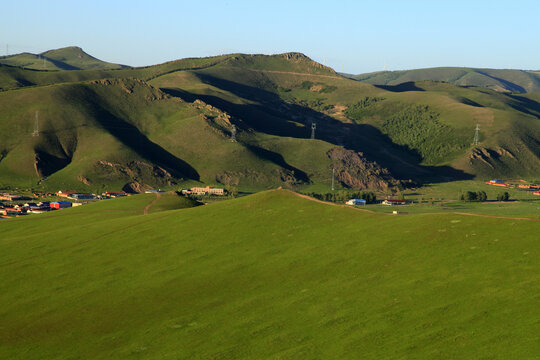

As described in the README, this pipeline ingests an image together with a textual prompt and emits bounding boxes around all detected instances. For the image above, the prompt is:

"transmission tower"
[472,123,480,146]
[32,111,40,137]
[311,122,316,139]
[331,167,335,191]
[230,124,237,142]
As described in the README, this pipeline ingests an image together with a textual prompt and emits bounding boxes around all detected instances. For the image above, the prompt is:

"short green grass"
[0,190,538,359]
[146,192,200,214]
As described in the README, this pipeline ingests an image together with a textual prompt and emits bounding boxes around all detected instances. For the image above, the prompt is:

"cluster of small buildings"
[345,198,407,206]
[486,180,540,195]
[56,190,128,200]
[0,201,78,217]
[517,183,540,196]
[0,194,28,202]
[181,186,225,196]
[56,190,96,200]
[0,190,129,218]
[103,191,128,198]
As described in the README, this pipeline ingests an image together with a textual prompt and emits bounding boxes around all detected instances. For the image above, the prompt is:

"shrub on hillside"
[344,97,384,121]
[381,104,469,164]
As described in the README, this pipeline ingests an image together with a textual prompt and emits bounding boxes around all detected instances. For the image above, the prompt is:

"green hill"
[0,46,127,71]
[347,67,540,93]
[0,51,539,192]
[1,190,539,359]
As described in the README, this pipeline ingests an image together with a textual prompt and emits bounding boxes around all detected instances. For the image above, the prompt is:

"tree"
[497,192,510,201]
[224,185,238,197]
[477,191,487,202]
[464,191,477,201]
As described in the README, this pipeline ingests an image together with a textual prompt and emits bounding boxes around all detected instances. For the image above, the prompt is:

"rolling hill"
[347,67,540,93]
[0,46,127,71]
[0,190,539,359]
[0,49,539,192]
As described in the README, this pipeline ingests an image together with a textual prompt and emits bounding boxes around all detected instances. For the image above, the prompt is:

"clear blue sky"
[2,0,539,73]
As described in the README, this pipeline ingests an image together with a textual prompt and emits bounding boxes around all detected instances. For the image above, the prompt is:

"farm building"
[382,199,406,206]
[518,184,540,190]
[68,193,95,200]
[0,194,24,201]
[534,191,540,196]
[486,180,508,187]
[145,189,165,194]
[56,190,79,198]
[0,208,22,216]
[29,208,50,214]
[346,199,366,205]
[50,201,72,209]
[186,186,225,195]
[102,191,127,198]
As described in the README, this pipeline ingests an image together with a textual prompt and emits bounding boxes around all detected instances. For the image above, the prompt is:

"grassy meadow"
[1,190,539,359]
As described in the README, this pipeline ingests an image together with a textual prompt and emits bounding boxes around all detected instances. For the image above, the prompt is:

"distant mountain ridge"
[0,47,539,192]
[0,46,127,71]
[346,67,540,93]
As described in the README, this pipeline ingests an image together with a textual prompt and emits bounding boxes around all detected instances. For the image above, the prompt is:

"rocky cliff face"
[327,147,406,191]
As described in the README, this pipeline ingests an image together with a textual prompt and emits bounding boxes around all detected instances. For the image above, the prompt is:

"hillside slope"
[1,52,540,191]
[0,46,127,70]
[348,67,540,93]
[0,190,539,359]
[150,56,540,180]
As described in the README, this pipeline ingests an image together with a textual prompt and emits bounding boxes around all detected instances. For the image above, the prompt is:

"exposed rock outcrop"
[327,147,405,191]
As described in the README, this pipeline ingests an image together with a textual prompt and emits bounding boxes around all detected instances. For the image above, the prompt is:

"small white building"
[346,199,366,205]
[382,199,406,206]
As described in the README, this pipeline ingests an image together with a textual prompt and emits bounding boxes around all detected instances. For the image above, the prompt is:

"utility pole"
[473,123,480,146]
[32,111,39,137]
[311,122,316,139]
[331,167,335,191]
[230,124,237,142]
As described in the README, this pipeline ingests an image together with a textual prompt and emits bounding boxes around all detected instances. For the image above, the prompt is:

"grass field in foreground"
[0,190,539,359]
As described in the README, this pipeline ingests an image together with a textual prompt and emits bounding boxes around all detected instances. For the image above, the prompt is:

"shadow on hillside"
[163,73,473,184]
[244,144,310,182]
[505,94,540,118]
[458,97,484,108]
[83,89,200,180]
[34,150,71,177]
[374,82,426,92]
[476,71,525,93]
[41,56,81,71]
